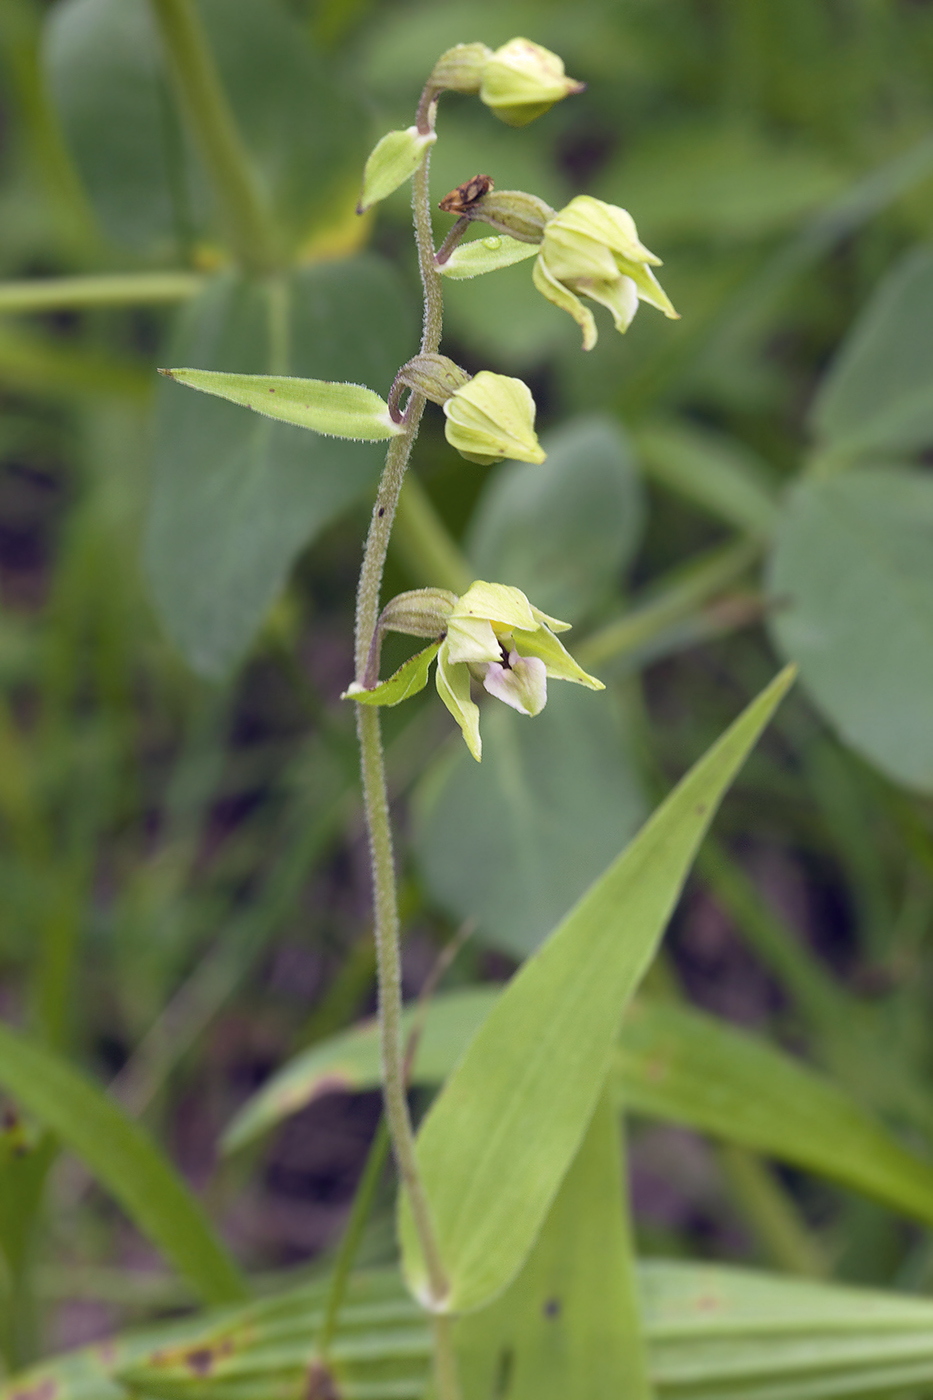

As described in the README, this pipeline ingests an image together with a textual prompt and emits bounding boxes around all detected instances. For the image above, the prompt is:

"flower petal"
[444,614,503,666]
[574,273,640,335]
[615,258,679,319]
[483,652,547,715]
[443,372,546,465]
[532,254,597,351]
[454,581,539,633]
[436,646,483,761]
[512,627,605,689]
[553,196,660,265]
[529,602,571,633]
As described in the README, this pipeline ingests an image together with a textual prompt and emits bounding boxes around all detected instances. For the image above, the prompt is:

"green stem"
[353,146,455,1360]
[0,272,203,316]
[148,0,277,272]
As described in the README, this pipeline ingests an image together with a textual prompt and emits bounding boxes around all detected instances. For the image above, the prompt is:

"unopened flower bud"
[427,42,492,95]
[454,189,555,244]
[388,354,472,422]
[357,126,437,215]
[378,588,458,639]
[479,38,584,127]
[443,372,546,465]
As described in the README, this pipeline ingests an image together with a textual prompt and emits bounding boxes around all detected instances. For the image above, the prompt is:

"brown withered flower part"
[438,174,494,215]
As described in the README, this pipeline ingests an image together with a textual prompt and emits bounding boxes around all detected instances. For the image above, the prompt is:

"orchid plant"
[8,8,933,1400]
[160,36,686,1395]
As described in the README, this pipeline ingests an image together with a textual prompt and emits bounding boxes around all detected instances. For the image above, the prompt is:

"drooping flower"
[344,582,604,761]
[478,39,585,127]
[442,372,545,465]
[533,195,679,350]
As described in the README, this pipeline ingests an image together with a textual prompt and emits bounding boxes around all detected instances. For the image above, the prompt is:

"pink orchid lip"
[482,651,547,716]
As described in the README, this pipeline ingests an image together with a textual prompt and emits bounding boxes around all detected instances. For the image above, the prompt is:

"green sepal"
[343,641,441,707]
[159,368,402,440]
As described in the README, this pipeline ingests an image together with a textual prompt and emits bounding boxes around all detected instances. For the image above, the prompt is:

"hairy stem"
[148,0,277,272]
[353,145,457,1361]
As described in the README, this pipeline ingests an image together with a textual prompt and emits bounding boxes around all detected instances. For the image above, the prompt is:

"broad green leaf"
[414,684,645,957]
[44,0,367,254]
[439,234,540,280]
[467,416,645,624]
[0,1018,246,1305]
[635,420,778,537]
[399,666,796,1312]
[810,248,933,462]
[160,369,401,442]
[456,1086,653,1400]
[617,1000,933,1230]
[13,1259,933,1400]
[224,987,933,1234]
[146,257,414,678]
[644,1262,933,1399]
[0,1271,427,1400]
[43,0,184,252]
[595,125,846,243]
[768,467,933,792]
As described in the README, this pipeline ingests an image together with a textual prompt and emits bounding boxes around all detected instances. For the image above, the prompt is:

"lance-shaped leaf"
[223,987,933,1234]
[15,1259,933,1400]
[159,368,402,441]
[0,1018,246,1305]
[456,1086,652,1400]
[398,666,796,1313]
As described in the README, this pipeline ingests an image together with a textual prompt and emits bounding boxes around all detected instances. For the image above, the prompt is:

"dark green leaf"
[810,248,933,462]
[768,466,933,791]
[44,0,367,254]
[146,257,414,677]
[43,0,186,252]
[413,684,645,957]
[467,416,645,624]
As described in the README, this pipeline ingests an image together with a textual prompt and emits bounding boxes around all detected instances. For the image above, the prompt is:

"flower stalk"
[352,133,460,1396]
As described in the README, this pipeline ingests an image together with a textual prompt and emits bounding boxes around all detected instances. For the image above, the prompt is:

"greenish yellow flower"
[533,195,679,350]
[345,581,604,761]
[479,38,584,127]
[443,372,545,465]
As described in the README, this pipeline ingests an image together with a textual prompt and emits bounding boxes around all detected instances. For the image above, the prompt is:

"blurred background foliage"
[2,0,933,1376]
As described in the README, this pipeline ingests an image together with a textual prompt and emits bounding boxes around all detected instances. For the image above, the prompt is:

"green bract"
[534,196,680,350]
[157,368,403,441]
[357,126,437,215]
[345,582,603,762]
[479,38,584,127]
[443,371,546,464]
[438,234,539,280]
